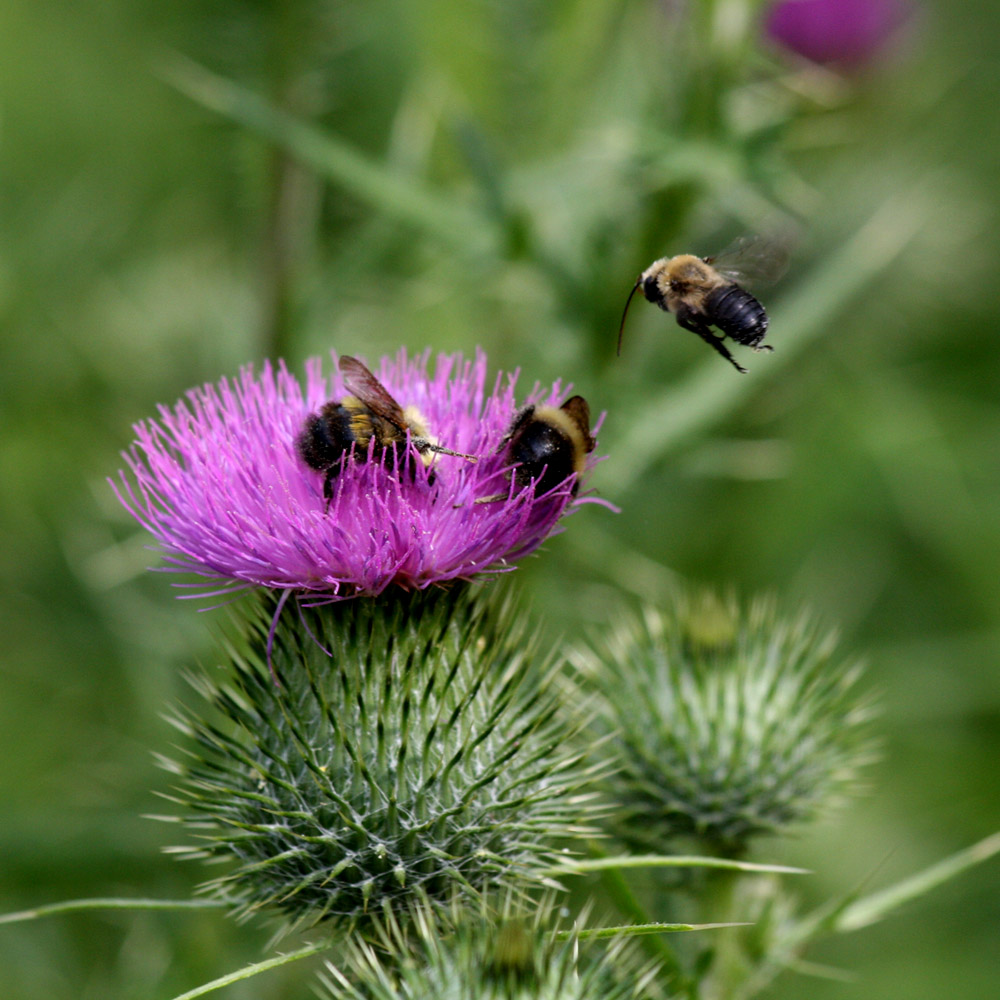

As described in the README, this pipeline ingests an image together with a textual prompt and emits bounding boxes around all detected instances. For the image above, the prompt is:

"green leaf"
[834,831,1000,932]
[155,52,495,254]
[772,832,1000,967]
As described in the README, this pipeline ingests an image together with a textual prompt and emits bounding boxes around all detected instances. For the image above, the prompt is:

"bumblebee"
[618,237,787,373]
[477,396,595,502]
[296,355,473,501]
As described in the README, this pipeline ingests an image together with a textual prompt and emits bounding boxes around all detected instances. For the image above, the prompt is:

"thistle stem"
[583,841,686,982]
[696,868,746,1000]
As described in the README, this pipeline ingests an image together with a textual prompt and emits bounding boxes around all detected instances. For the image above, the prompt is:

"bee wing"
[339,356,408,430]
[704,235,790,288]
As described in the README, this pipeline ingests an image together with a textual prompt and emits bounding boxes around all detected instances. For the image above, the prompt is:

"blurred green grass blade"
[612,185,931,490]
[170,941,330,1000]
[156,52,494,253]
[452,117,509,225]
[833,831,1000,933]
[782,957,856,983]
[0,897,225,925]
[546,854,809,876]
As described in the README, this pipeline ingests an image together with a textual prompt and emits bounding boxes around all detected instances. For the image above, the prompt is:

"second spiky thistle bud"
[573,587,878,856]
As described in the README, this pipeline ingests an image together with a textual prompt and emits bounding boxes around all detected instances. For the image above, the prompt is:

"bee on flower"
[112,349,604,599]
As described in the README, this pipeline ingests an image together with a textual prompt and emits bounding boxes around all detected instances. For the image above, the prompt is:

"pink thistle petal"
[111,349,604,598]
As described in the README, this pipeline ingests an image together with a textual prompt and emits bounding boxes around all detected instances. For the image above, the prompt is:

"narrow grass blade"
[0,897,225,925]
[545,854,810,876]
[566,921,752,941]
[169,941,330,1000]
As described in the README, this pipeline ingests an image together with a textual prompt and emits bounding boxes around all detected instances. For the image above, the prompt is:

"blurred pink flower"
[112,349,600,598]
[764,0,913,67]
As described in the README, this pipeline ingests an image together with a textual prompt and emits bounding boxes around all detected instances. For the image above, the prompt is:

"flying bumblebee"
[617,237,788,373]
[476,395,595,503]
[296,355,474,502]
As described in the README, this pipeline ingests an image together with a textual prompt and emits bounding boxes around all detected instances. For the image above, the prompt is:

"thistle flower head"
[164,585,600,929]
[573,587,878,855]
[764,0,914,68]
[113,349,601,598]
[318,896,657,1000]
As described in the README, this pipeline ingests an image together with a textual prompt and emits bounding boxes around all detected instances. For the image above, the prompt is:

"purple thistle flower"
[112,349,603,598]
[764,0,914,68]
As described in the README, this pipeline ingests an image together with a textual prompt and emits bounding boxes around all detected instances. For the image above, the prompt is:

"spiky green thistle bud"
[572,588,877,856]
[317,897,658,1000]
[162,585,599,929]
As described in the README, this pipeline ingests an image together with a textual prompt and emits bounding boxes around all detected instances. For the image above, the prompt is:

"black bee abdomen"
[510,423,573,495]
[296,404,354,471]
[704,284,769,346]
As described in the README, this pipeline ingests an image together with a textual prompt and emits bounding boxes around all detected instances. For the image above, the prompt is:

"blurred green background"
[2,1,998,997]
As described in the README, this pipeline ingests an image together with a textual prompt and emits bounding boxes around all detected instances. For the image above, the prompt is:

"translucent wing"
[704,235,790,288]
[339,356,408,429]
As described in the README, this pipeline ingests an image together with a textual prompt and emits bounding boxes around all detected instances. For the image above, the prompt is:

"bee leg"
[675,308,748,374]
[322,470,336,512]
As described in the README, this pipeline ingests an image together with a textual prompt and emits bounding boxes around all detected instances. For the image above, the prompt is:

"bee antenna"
[617,279,642,357]
[416,439,478,462]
